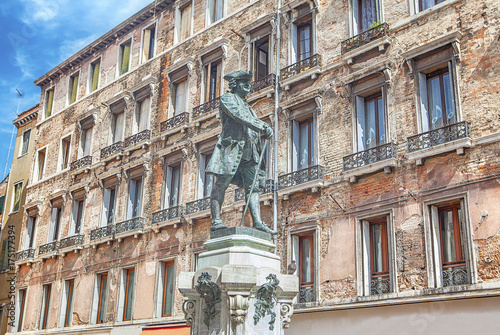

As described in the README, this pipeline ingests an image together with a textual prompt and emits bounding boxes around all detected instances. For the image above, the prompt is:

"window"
[20,128,31,156]
[0,240,9,270]
[422,67,456,130]
[102,187,117,226]
[357,215,395,296]
[161,261,175,317]
[204,59,222,102]
[173,79,188,116]
[120,268,136,321]
[111,109,125,143]
[49,205,62,242]
[127,177,143,219]
[292,118,315,171]
[80,126,93,158]
[356,90,386,151]
[207,0,223,25]
[297,22,312,61]
[119,40,132,76]
[164,165,181,209]
[40,284,52,330]
[89,59,101,93]
[36,148,46,181]
[59,136,71,171]
[288,4,317,65]
[68,72,79,105]
[72,198,84,235]
[134,96,151,133]
[178,2,192,42]
[351,0,380,35]
[198,153,214,199]
[25,215,37,249]
[427,200,473,287]
[141,25,156,63]
[254,36,270,80]
[44,87,54,119]
[94,273,108,324]
[0,195,4,214]
[16,289,27,331]
[61,279,75,327]
[419,0,446,12]
[291,233,315,303]
[12,181,23,212]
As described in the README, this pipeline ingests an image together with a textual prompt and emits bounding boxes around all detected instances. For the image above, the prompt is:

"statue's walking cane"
[240,138,269,227]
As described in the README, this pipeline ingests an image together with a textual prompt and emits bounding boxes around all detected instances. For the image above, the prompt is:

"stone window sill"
[342,158,398,183]
[342,36,391,65]
[281,66,322,91]
[277,179,324,200]
[406,137,471,165]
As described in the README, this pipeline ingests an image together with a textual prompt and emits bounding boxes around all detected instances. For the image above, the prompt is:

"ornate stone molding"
[280,303,294,329]
[229,295,250,325]
[183,300,196,326]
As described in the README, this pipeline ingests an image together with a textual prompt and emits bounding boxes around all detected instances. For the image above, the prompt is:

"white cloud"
[14,50,35,79]
[20,0,64,26]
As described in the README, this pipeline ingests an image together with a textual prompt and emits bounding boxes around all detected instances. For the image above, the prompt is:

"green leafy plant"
[370,20,382,29]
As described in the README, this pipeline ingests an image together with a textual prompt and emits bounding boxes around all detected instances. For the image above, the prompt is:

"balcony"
[184,197,211,223]
[160,112,189,134]
[442,265,470,287]
[280,54,322,90]
[58,234,84,255]
[90,225,114,242]
[298,285,315,303]
[192,97,220,121]
[70,155,92,171]
[234,180,274,209]
[371,274,391,295]
[341,23,391,64]
[124,129,151,150]
[38,241,59,257]
[114,217,146,241]
[406,121,471,165]
[342,143,398,182]
[247,74,276,101]
[277,165,324,200]
[151,205,185,232]
[15,248,35,262]
[101,141,124,160]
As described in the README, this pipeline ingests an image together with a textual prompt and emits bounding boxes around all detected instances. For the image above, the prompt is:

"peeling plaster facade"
[8,0,500,334]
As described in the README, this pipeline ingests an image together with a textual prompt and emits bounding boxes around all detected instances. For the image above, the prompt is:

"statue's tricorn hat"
[223,70,253,81]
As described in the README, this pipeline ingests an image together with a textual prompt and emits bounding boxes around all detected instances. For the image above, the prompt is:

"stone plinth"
[178,228,298,335]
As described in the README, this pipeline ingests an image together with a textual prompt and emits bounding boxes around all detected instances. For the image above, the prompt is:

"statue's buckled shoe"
[254,222,277,235]
[211,220,228,231]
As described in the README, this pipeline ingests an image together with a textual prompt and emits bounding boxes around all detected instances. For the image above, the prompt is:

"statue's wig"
[228,78,238,92]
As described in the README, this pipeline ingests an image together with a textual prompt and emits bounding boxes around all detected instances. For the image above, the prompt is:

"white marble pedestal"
[179,227,298,335]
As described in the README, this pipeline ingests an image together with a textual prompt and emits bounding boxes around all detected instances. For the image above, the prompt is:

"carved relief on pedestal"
[229,294,250,324]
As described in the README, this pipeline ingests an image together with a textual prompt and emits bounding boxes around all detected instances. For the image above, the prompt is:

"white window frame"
[127,176,144,220]
[423,195,476,289]
[117,38,133,78]
[175,0,194,44]
[134,95,152,134]
[24,214,38,249]
[348,0,384,37]
[197,152,214,199]
[19,127,32,158]
[140,21,158,64]
[206,0,226,26]
[58,278,75,328]
[66,70,81,106]
[43,85,56,120]
[87,56,102,95]
[71,197,85,235]
[33,145,48,182]
[14,288,28,332]
[355,210,397,296]
[79,126,93,159]
[90,272,109,325]
[101,186,117,227]
[57,133,73,172]
[48,204,63,242]
[286,2,318,65]
[117,267,137,322]
[39,283,52,330]
[154,259,176,318]
[287,223,321,303]
[163,163,182,210]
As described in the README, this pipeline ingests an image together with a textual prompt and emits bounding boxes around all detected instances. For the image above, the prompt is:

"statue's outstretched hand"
[263,125,273,139]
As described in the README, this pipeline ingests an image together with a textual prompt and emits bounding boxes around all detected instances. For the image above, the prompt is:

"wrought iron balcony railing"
[101,141,124,159]
[251,74,276,94]
[343,143,397,171]
[59,234,84,249]
[407,121,471,152]
[298,285,315,303]
[371,274,391,295]
[278,165,324,190]
[192,97,220,119]
[280,54,322,81]
[115,217,145,234]
[70,155,92,171]
[234,179,274,202]
[341,22,389,54]
[160,112,189,132]
[185,197,211,215]
[443,265,470,287]
[152,205,185,224]
[15,248,35,261]
[90,225,114,241]
[39,241,59,255]
[124,129,151,148]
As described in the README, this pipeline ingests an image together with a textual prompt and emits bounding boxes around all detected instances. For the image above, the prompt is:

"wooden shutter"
[70,74,79,104]
[121,43,131,75]
[139,97,150,131]
[92,62,100,92]
[142,30,151,63]
[181,3,192,40]
[46,89,54,118]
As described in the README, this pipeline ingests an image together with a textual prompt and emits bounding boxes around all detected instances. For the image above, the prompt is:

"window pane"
[298,25,311,60]
[98,275,108,324]
[364,100,376,149]
[301,237,312,283]
[443,73,456,123]
[215,0,223,21]
[91,61,100,92]
[22,130,31,155]
[440,209,457,263]
[180,4,192,41]
[113,112,124,143]
[125,270,135,320]
[428,76,444,129]
[171,166,180,207]
[13,183,22,212]
[299,123,309,169]
[163,263,174,315]
[120,42,131,75]
[360,0,377,32]
[107,188,116,225]
[174,80,188,115]
[371,224,383,273]
[377,97,385,144]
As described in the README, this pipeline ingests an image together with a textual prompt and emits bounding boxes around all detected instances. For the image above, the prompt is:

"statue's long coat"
[206,92,269,188]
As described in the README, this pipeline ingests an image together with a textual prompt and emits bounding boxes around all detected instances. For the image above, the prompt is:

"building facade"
[9,0,500,334]
[1,105,39,335]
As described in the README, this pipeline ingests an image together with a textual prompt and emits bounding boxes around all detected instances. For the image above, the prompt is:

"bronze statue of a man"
[206,70,276,235]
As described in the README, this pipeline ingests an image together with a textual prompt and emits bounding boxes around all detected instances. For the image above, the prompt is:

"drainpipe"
[273,0,282,251]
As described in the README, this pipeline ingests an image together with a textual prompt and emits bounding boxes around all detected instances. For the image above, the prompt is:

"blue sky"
[0,0,153,180]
